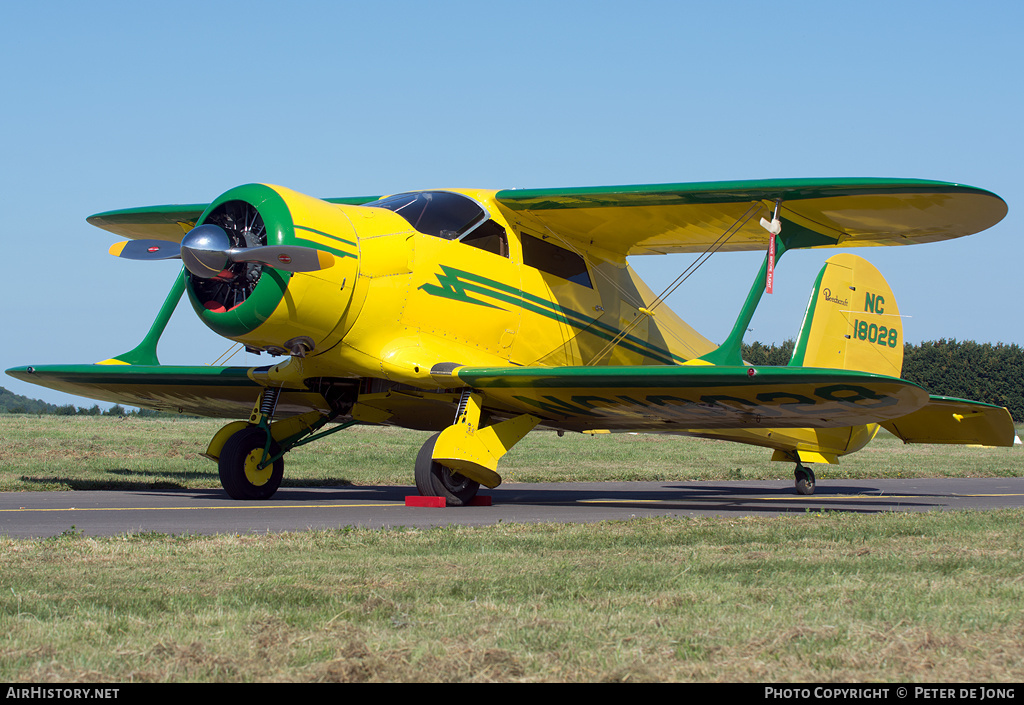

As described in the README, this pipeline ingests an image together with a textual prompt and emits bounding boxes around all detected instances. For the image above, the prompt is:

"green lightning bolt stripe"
[420,265,687,364]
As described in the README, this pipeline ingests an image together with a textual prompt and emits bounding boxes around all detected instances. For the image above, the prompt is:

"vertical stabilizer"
[789,253,904,377]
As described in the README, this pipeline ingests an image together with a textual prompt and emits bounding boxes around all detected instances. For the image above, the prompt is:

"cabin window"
[521,233,593,288]
[365,191,487,240]
[366,190,510,258]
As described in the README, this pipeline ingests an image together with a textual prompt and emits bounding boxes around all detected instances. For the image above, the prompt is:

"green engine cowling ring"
[186,184,294,339]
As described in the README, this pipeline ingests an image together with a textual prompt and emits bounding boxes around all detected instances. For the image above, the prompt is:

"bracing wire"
[582,201,765,366]
[210,343,244,366]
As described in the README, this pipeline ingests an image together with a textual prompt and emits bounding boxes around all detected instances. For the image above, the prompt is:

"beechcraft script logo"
[822,288,849,307]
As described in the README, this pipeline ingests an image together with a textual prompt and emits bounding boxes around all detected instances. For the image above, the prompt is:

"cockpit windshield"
[364,191,487,240]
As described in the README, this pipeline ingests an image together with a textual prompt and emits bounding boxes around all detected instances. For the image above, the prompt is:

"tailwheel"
[218,425,284,500]
[415,433,479,507]
[794,464,816,496]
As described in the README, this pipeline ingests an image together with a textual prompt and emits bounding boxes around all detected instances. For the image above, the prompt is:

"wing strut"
[98,268,187,366]
[700,225,799,366]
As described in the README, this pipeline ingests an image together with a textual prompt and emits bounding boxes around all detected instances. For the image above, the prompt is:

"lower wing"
[5,364,326,418]
[452,364,932,431]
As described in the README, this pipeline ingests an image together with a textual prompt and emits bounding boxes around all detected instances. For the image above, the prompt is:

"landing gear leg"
[794,463,816,496]
[208,381,363,501]
[415,433,480,507]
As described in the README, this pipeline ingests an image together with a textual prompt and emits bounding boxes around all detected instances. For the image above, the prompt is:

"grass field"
[0,415,1021,492]
[1,415,1022,682]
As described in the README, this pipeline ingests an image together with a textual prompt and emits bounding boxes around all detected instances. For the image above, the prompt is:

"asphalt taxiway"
[2,477,1023,538]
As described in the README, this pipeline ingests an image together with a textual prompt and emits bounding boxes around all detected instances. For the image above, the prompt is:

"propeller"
[109,224,335,279]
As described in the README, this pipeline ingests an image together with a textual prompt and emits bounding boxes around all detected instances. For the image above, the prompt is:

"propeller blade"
[109,239,182,261]
[111,224,336,278]
[227,246,336,273]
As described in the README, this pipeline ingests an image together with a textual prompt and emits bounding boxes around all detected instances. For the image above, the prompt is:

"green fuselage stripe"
[420,265,686,365]
[295,225,356,247]
[294,225,357,259]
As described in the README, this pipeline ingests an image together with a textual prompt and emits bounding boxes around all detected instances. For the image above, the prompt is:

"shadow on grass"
[14,476,1021,519]
[19,475,190,491]
[119,480,958,515]
[18,473,360,493]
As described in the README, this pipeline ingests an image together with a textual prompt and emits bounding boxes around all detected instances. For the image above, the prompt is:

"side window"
[521,233,593,288]
[459,220,509,258]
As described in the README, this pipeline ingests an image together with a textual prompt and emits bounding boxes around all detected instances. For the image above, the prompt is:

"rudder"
[788,253,904,377]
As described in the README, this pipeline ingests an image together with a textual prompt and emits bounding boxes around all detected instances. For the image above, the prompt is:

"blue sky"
[2,0,1022,406]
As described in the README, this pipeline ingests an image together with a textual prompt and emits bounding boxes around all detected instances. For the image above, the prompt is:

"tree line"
[0,388,174,418]
[900,340,1023,422]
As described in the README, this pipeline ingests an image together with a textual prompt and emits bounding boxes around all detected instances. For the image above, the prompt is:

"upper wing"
[87,204,210,242]
[86,179,1007,255]
[5,364,326,419]
[86,194,379,242]
[451,363,932,432]
[494,177,1008,256]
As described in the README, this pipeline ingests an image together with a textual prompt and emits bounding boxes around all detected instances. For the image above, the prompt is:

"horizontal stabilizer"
[881,396,1017,447]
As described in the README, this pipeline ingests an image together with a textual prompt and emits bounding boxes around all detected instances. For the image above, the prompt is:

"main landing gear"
[208,385,360,501]
[210,387,537,504]
[218,425,284,500]
[213,413,360,500]
[414,433,480,506]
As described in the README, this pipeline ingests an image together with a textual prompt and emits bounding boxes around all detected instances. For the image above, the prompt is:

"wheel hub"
[243,448,274,487]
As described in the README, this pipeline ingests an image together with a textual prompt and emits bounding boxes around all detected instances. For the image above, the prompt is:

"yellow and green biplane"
[7,178,1017,503]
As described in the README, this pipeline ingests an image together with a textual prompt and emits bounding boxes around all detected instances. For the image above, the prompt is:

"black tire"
[414,433,479,506]
[218,425,284,500]
[794,464,816,496]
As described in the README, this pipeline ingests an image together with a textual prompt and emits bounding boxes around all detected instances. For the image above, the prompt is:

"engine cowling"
[187,184,363,356]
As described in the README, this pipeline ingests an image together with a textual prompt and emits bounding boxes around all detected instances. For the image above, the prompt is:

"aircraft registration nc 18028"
[7,178,1018,503]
